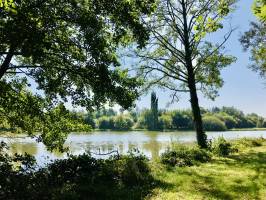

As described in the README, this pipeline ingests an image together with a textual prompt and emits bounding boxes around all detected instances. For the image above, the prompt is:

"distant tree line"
[134,106,266,131]
[1,105,265,132]
[65,106,266,132]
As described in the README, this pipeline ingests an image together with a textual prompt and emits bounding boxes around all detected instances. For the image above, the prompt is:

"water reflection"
[10,142,38,155]
[142,132,162,159]
[1,130,266,164]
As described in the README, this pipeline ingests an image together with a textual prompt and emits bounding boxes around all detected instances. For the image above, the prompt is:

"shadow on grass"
[1,149,265,200]
[228,151,266,171]
[151,149,266,199]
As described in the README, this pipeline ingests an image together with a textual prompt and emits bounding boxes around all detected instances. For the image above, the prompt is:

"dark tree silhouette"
[150,92,159,130]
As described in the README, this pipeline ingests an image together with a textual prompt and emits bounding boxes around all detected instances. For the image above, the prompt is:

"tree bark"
[181,0,207,148]
[0,48,14,80]
[188,74,208,148]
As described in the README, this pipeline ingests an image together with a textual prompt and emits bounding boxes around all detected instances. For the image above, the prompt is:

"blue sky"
[136,0,266,117]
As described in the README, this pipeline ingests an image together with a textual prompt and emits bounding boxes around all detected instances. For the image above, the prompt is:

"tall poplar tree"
[150,91,159,130]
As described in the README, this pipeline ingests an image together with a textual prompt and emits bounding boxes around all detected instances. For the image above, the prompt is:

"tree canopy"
[253,0,266,22]
[240,0,266,80]
[0,0,156,151]
[130,0,236,148]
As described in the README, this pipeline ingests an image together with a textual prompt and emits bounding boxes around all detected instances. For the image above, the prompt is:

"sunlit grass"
[146,142,266,200]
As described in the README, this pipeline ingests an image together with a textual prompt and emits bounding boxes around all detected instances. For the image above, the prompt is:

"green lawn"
[146,143,266,200]
[229,128,266,131]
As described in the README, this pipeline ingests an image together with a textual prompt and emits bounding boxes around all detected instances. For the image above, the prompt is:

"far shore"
[1,127,266,136]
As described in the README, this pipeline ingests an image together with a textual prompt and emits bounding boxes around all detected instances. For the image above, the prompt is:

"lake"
[1,130,266,164]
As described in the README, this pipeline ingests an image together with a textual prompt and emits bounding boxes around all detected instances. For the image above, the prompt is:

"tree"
[202,115,227,131]
[213,112,237,129]
[0,0,156,150]
[132,0,236,148]
[158,113,173,129]
[97,116,114,129]
[240,1,266,79]
[253,0,266,22]
[150,92,159,130]
[113,115,134,130]
[84,113,96,129]
[172,110,193,129]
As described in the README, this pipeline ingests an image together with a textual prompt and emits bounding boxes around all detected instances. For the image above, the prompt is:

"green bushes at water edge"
[161,145,212,167]
[0,149,155,200]
[160,137,266,167]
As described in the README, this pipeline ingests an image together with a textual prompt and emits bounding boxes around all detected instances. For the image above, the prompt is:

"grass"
[145,140,266,200]
[229,128,266,131]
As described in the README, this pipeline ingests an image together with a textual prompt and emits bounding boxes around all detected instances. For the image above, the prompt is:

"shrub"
[0,150,154,200]
[113,153,151,185]
[97,116,114,129]
[158,114,173,130]
[84,114,96,129]
[203,116,227,131]
[263,120,266,128]
[214,113,238,129]
[211,137,237,156]
[171,111,193,129]
[113,115,134,130]
[161,145,211,167]
[135,109,152,129]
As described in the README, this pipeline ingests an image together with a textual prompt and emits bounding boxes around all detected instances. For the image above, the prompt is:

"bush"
[113,115,134,130]
[263,120,266,128]
[214,113,238,129]
[113,153,151,185]
[135,109,152,129]
[0,150,154,200]
[203,116,227,131]
[171,111,193,129]
[97,116,114,129]
[158,114,173,130]
[161,145,211,167]
[211,137,237,156]
[84,114,96,129]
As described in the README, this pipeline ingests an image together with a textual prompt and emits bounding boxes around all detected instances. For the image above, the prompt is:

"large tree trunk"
[188,75,208,148]
[181,0,207,148]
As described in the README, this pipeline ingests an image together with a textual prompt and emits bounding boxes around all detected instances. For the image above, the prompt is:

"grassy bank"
[229,128,266,131]
[146,140,266,200]
[94,128,266,132]
[1,137,266,199]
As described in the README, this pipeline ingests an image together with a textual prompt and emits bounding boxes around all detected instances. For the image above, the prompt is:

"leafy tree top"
[253,0,266,22]
[0,0,156,151]
[131,0,236,101]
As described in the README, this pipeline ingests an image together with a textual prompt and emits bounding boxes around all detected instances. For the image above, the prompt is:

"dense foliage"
[240,0,266,80]
[161,145,211,167]
[210,136,237,156]
[2,106,265,132]
[202,116,227,131]
[160,137,260,168]
[0,143,155,200]
[0,0,156,150]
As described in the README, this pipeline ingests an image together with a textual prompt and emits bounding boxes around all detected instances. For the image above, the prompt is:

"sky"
[135,0,266,117]
[28,0,266,117]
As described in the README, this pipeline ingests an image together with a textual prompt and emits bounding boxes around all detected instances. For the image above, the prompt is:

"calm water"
[1,130,266,164]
